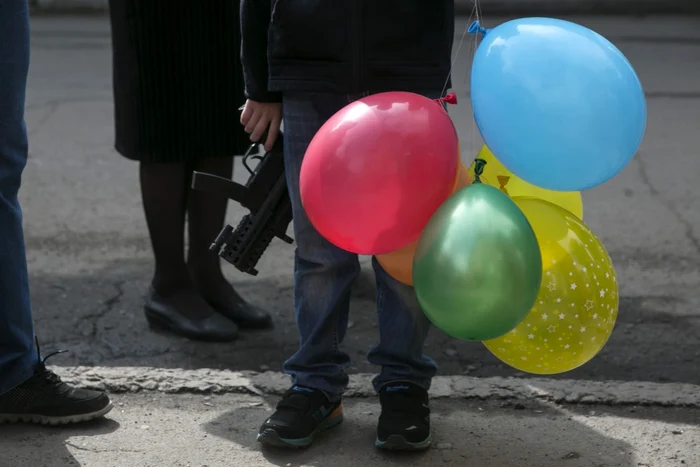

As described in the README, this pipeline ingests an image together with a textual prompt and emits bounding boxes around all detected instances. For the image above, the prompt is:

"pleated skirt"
[108,1,250,163]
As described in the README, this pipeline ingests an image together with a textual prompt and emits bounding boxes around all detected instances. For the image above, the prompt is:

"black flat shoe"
[207,290,274,330]
[144,287,239,342]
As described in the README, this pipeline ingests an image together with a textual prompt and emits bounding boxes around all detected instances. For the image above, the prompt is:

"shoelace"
[277,387,326,414]
[33,337,71,392]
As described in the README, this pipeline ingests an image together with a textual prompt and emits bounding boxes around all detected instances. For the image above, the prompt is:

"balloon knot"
[435,92,458,107]
[472,158,487,184]
[467,21,490,38]
[496,175,511,195]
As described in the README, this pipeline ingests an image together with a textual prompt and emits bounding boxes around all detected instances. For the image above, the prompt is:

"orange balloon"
[453,161,470,192]
[376,162,471,286]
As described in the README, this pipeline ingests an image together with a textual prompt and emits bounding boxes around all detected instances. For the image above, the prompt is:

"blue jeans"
[282,92,437,401]
[0,0,38,396]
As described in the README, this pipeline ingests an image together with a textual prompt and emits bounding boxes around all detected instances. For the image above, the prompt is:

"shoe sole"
[375,433,433,451]
[206,302,275,331]
[257,412,344,449]
[235,318,275,331]
[0,402,114,426]
[145,308,238,342]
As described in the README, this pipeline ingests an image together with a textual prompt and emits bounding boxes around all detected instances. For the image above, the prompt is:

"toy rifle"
[191,133,293,276]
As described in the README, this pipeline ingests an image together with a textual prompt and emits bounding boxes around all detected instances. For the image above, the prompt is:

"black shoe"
[144,287,239,342]
[0,342,113,425]
[376,382,432,451]
[257,385,343,449]
[207,290,273,330]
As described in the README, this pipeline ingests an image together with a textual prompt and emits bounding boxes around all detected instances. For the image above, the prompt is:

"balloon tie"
[497,175,511,195]
[467,20,490,38]
[435,92,458,106]
[472,158,487,184]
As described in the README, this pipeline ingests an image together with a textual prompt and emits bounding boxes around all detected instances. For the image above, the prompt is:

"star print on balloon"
[484,198,619,375]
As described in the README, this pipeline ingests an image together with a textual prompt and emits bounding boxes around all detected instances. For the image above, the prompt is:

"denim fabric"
[281,92,438,401]
[0,0,39,395]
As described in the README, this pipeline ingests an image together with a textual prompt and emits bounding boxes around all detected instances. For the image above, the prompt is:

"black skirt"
[109,1,250,163]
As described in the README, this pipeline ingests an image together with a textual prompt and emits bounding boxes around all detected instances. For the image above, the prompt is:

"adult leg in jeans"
[0,0,112,424]
[0,0,38,396]
[281,92,361,402]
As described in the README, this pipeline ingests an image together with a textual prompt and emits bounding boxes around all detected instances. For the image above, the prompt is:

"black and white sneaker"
[0,342,113,425]
[257,385,343,448]
[376,382,432,451]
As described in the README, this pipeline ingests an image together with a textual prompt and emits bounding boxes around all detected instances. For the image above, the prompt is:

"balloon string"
[439,1,477,99]
[467,1,486,166]
[472,0,484,30]
[472,158,487,184]
[469,16,478,163]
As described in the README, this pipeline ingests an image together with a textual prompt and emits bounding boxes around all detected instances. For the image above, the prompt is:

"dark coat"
[110,1,251,162]
[241,0,455,102]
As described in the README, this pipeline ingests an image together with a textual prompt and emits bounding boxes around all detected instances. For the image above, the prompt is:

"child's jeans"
[0,0,39,396]
[281,91,439,401]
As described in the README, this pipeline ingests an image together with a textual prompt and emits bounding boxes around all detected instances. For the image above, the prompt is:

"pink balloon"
[300,92,459,255]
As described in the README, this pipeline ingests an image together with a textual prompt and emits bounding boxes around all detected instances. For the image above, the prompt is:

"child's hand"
[240,100,282,151]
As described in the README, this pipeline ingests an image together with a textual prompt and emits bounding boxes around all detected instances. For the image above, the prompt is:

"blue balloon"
[469,18,647,191]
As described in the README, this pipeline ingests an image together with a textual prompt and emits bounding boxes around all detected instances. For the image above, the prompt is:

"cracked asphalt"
[19,15,700,385]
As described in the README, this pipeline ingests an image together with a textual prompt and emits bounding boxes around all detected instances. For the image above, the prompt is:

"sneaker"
[0,341,113,425]
[375,382,432,451]
[257,385,343,448]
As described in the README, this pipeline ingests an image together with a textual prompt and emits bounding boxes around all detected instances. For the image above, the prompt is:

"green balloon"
[413,183,542,341]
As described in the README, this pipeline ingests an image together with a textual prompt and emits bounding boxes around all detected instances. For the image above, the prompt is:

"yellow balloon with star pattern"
[484,197,618,375]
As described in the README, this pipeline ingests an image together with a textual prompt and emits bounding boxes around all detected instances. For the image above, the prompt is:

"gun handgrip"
[191,172,251,207]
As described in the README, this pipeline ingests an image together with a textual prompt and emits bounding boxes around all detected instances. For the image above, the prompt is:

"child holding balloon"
[239,0,455,451]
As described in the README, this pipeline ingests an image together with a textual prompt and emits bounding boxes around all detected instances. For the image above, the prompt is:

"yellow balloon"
[469,146,584,219]
[484,198,618,375]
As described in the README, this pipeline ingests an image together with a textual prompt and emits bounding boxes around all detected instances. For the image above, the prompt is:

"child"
[240,0,455,451]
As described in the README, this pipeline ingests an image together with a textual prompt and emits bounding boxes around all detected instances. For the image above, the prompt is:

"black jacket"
[241,0,455,102]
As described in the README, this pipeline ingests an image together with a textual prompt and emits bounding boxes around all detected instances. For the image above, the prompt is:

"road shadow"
[203,398,635,467]
[33,256,700,386]
[0,418,120,467]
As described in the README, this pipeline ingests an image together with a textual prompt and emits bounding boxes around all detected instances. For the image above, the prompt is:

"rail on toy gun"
[191,136,293,276]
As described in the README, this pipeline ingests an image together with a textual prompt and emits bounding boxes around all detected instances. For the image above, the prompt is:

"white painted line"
[54,366,700,407]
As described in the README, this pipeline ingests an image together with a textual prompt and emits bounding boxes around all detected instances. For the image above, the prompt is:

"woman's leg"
[186,156,272,329]
[184,156,231,289]
[140,161,227,322]
[140,162,190,293]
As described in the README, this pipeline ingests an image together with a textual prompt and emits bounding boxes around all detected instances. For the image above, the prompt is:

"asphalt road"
[3,394,699,467]
[20,15,700,385]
